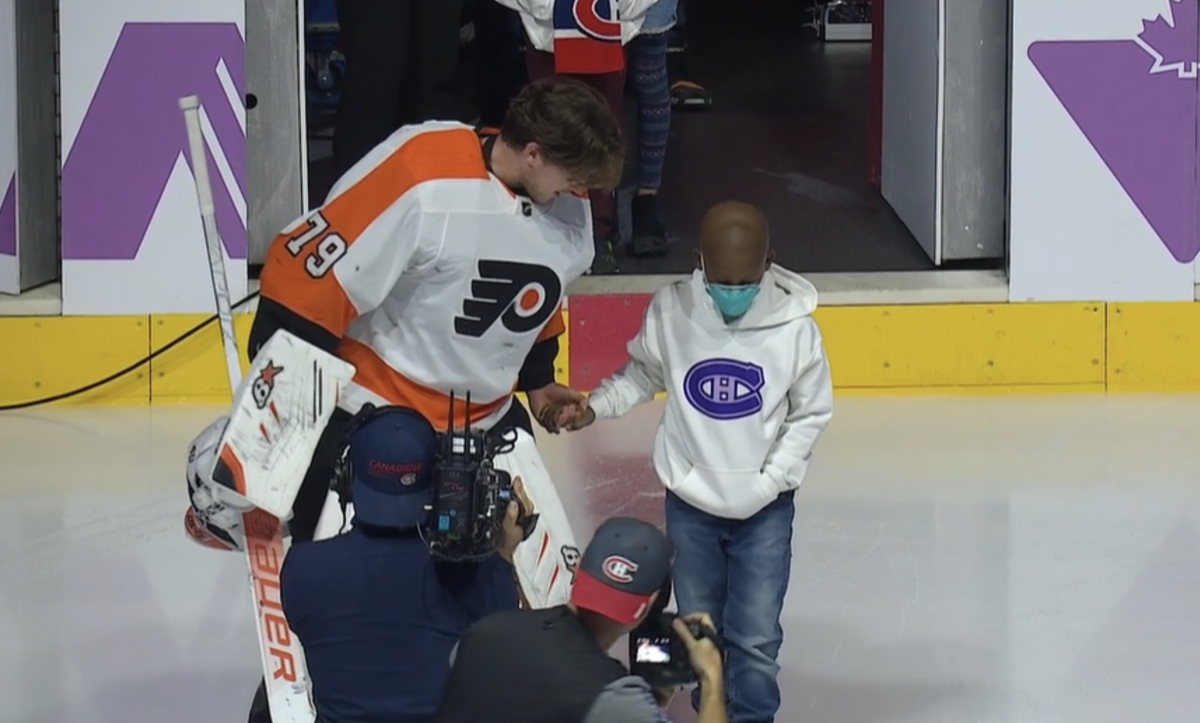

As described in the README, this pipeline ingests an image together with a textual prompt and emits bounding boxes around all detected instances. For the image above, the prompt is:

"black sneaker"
[629,194,669,257]
[588,235,621,275]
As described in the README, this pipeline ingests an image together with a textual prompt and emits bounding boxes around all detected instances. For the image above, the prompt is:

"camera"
[628,579,721,689]
[422,392,536,562]
[629,614,719,688]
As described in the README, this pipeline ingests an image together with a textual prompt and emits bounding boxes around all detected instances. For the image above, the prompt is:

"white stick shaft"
[180,95,242,393]
[180,97,317,722]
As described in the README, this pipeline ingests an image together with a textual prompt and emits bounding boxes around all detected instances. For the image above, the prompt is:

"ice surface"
[2,396,1200,722]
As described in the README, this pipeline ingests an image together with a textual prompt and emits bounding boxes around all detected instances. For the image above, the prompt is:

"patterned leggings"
[627,31,672,191]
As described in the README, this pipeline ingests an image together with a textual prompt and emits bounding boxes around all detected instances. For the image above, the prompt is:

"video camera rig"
[329,392,538,562]
[422,391,538,562]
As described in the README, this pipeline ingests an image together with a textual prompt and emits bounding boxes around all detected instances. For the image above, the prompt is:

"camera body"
[423,392,530,562]
[628,612,719,689]
[425,425,513,561]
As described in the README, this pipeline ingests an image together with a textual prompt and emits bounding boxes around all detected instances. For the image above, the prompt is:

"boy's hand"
[566,406,596,431]
[528,383,587,433]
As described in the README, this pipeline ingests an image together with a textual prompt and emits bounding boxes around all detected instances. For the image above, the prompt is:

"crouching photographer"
[279,406,535,723]
[432,517,729,723]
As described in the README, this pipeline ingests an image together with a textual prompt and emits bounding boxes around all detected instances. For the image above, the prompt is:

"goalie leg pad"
[204,329,356,518]
[492,429,580,609]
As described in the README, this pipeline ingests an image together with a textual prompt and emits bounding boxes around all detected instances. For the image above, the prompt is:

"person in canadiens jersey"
[560,201,834,723]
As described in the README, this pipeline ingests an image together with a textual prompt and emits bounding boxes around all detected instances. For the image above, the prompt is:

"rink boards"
[2,289,1200,407]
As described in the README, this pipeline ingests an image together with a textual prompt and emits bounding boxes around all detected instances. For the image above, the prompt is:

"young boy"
[565,200,834,723]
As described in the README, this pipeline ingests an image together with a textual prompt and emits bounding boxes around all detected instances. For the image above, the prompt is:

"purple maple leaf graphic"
[1028,0,1199,264]
[1137,0,1200,76]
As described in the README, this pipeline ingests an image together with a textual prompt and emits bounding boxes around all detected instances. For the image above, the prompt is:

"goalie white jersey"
[182,123,590,723]
[258,121,594,431]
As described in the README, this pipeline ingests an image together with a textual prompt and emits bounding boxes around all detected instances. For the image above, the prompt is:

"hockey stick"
[179,95,318,723]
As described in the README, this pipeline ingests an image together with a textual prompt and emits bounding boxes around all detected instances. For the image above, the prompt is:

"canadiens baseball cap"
[349,408,438,529]
[570,517,675,625]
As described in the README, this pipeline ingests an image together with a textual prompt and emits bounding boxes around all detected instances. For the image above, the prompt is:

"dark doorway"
[624,0,933,274]
[300,0,938,275]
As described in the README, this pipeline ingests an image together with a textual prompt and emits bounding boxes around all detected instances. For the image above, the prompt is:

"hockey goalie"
[182,81,623,723]
[184,331,583,723]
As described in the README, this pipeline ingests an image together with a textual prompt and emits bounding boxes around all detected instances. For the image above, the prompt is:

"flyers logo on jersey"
[454,260,563,337]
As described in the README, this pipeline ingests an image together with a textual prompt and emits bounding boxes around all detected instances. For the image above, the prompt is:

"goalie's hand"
[527,383,587,434]
[499,477,537,563]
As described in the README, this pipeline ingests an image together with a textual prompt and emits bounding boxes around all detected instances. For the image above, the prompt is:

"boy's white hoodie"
[587,265,834,520]
[494,0,661,51]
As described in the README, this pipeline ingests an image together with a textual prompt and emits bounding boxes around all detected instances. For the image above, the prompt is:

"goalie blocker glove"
[183,416,253,552]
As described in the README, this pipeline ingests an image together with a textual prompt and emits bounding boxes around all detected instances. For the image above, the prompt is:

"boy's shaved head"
[697,201,773,285]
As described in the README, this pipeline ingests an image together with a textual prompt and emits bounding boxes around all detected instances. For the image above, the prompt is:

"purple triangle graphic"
[0,174,14,257]
[61,22,246,261]
[1028,1,1199,264]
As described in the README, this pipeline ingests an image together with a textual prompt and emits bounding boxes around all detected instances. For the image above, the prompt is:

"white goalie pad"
[187,330,355,723]
[492,428,580,609]
[205,330,357,519]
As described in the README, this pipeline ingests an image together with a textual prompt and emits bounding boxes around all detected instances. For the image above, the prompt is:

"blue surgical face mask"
[700,256,761,319]
[706,283,760,319]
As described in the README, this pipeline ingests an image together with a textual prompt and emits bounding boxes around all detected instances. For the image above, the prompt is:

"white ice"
[2,395,1198,723]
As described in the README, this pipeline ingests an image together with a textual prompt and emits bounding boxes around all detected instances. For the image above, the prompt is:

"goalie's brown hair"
[499,77,625,192]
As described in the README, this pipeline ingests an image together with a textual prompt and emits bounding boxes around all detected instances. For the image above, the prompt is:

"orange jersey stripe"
[536,304,566,343]
[339,338,513,429]
[259,128,491,337]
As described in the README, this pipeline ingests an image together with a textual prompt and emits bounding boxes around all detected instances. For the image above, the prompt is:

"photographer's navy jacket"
[280,525,519,723]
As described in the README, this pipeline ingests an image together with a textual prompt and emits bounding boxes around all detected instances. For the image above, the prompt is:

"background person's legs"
[626,31,672,257]
[333,0,414,177]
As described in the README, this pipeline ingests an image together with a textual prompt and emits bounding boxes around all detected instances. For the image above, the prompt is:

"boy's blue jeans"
[664,489,795,723]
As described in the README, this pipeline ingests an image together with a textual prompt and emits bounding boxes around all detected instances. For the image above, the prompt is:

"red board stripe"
[567,294,653,390]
